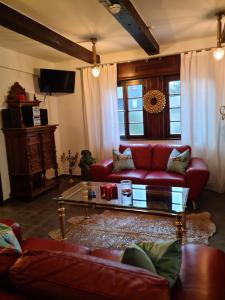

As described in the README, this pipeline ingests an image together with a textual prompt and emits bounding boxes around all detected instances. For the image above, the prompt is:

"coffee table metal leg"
[85,207,90,219]
[58,198,66,240]
[182,212,186,230]
[175,213,184,242]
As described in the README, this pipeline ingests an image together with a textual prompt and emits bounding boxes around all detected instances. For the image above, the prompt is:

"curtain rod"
[75,46,216,71]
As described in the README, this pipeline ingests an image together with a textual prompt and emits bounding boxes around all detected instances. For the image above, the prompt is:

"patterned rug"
[49,211,216,249]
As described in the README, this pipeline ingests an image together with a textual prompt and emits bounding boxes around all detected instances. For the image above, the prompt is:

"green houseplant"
[78,150,96,180]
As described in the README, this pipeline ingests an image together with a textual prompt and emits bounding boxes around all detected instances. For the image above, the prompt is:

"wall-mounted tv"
[39,69,75,93]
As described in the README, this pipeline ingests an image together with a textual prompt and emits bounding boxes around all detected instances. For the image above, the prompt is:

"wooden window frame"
[118,79,144,139]
[164,75,181,139]
[118,75,181,140]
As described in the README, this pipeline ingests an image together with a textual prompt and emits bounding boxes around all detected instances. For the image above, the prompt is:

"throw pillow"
[0,223,22,285]
[112,148,135,172]
[167,148,190,175]
[121,244,156,273]
[137,240,182,288]
[0,223,22,254]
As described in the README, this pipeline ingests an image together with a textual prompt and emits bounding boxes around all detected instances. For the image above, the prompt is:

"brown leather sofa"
[90,144,209,207]
[0,219,225,300]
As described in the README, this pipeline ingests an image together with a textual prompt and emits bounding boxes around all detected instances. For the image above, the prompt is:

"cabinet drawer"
[28,143,42,173]
[27,135,40,145]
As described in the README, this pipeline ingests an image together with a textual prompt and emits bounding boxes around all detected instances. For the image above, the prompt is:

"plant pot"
[81,168,91,181]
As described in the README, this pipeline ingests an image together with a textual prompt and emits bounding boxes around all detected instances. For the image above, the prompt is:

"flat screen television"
[39,69,75,93]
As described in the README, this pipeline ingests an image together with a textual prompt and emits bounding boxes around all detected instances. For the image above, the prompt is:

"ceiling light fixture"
[108,3,121,15]
[91,38,100,78]
[213,12,225,60]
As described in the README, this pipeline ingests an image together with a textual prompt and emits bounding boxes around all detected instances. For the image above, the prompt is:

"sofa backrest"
[119,144,152,170]
[119,144,191,171]
[10,250,170,300]
[151,144,191,171]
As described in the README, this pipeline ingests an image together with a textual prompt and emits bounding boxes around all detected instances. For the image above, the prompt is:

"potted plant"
[78,150,96,180]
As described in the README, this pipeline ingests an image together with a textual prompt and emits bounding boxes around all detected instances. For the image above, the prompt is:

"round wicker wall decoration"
[143,90,166,114]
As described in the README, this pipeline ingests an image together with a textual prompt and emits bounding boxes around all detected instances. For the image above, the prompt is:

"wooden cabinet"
[2,125,58,200]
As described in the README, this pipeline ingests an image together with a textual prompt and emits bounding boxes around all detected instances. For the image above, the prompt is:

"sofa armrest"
[171,244,225,300]
[0,219,22,245]
[90,159,113,182]
[185,158,209,201]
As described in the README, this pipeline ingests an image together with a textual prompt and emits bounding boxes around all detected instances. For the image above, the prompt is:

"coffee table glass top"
[59,182,189,214]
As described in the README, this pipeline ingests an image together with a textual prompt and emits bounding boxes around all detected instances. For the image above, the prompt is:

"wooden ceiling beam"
[0,3,100,64]
[102,0,159,55]
[221,24,225,43]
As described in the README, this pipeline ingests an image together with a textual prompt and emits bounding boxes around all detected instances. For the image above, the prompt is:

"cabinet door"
[27,134,42,173]
[41,131,57,169]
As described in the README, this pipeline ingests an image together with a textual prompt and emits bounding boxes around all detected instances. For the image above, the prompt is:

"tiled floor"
[0,176,224,252]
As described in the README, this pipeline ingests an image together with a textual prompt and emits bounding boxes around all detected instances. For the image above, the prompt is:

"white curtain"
[181,50,225,193]
[81,64,120,160]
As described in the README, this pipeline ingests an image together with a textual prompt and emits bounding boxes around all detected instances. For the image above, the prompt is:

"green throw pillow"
[112,148,135,172]
[0,223,22,254]
[121,244,156,273]
[137,240,182,288]
[121,240,182,289]
[167,148,190,175]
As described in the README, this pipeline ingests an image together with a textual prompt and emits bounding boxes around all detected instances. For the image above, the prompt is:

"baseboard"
[60,174,81,179]
[0,197,11,205]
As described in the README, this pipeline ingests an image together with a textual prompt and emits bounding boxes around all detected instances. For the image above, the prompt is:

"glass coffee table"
[55,181,189,242]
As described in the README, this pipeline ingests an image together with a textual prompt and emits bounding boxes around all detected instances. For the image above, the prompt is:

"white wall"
[0,36,216,200]
[53,36,214,159]
[100,36,216,64]
[0,46,59,200]
[52,61,86,175]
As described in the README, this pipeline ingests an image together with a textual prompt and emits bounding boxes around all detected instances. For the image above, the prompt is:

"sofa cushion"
[108,169,149,184]
[151,144,191,171]
[10,250,170,300]
[112,148,135,172]
[120,144,152,170]
[21,238,90,255]
[144,171,186,187]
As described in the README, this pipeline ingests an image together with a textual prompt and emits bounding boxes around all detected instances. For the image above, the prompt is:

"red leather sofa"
[1,219,225,300]
[90,144,209,206]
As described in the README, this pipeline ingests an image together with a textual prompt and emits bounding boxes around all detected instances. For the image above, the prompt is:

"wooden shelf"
[6,100,42,107]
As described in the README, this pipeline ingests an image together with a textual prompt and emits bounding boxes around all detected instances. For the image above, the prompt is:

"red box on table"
[100,183,118,200]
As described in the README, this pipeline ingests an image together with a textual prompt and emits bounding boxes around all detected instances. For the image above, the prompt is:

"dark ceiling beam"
[102,0,159,55]
[221,24,225,43]
[0,2,100,64]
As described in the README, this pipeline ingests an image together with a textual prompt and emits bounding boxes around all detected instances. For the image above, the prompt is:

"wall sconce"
[220,105,225,120]
[213,12,225,60]
[91,38,100,78]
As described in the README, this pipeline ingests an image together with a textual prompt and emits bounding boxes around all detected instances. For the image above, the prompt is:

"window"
[168,80,181,136]
[117,79,181,140]
[117,82,144,138]
[117,55,181,140]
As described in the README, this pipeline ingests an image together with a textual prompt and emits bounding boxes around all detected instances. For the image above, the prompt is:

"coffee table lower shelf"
[56,199,187,243]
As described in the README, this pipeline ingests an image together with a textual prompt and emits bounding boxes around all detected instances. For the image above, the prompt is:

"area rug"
[49,211,216,249]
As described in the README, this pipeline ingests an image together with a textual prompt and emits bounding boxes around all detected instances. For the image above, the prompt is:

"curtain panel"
[81,64,120,161]
[181,50,225,193]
